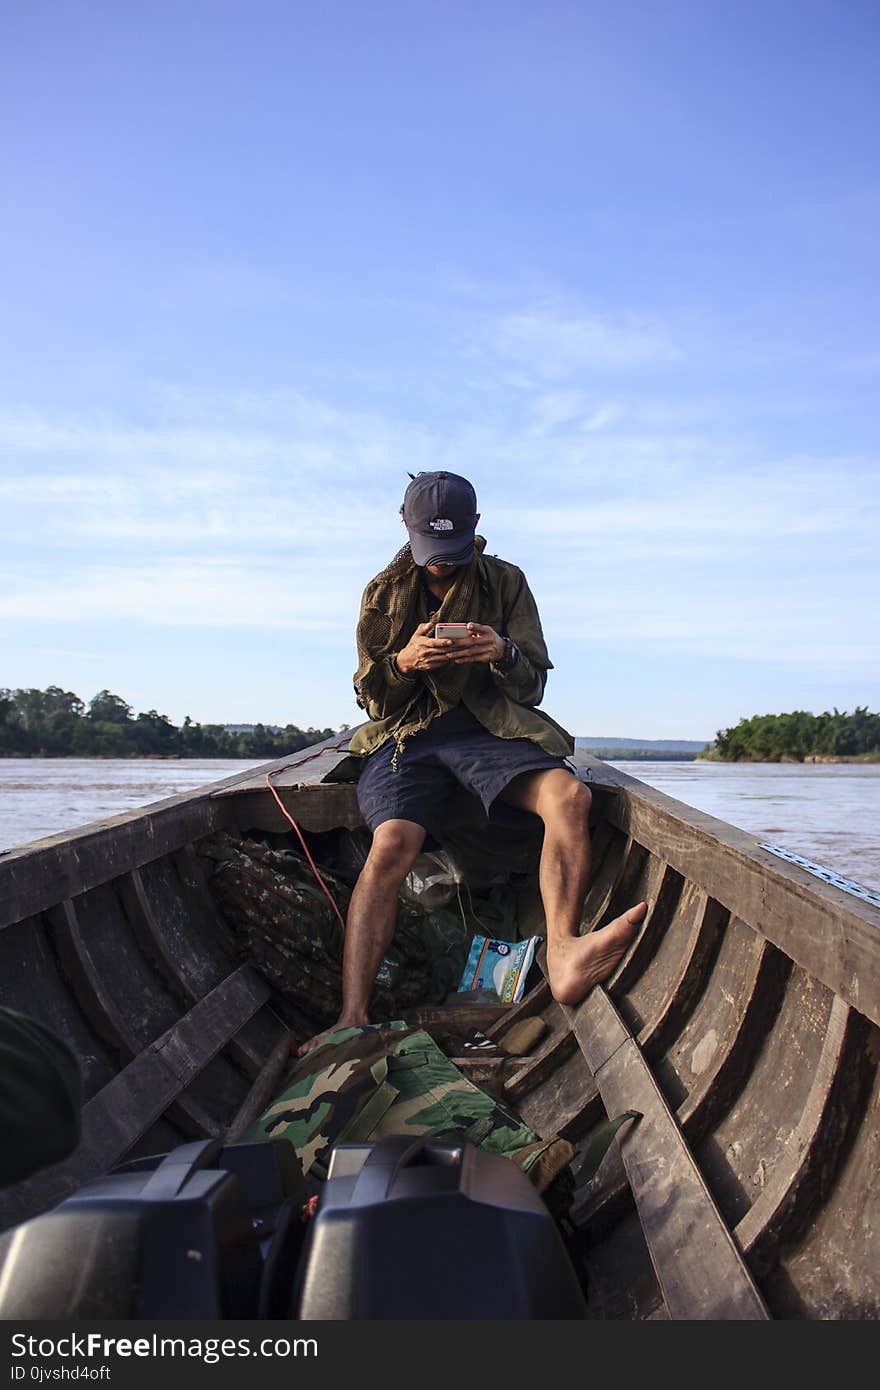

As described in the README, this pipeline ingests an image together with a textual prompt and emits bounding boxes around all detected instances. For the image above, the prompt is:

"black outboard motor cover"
[0,1138,304,1319]
[294,1137,587,1319]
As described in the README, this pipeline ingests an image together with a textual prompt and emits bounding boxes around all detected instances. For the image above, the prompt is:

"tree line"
[0,687,341,759]
[709,707,880,762]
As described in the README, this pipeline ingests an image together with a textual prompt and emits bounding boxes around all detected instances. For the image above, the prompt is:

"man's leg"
[499,769,647,1006]
[298,818,426,1054]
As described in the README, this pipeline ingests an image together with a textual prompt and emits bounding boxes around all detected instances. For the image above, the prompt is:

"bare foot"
[296,1015,368,1057]
[547,902,648,1007]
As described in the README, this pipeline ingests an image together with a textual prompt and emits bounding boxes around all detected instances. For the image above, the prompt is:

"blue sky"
[1,0,878,739]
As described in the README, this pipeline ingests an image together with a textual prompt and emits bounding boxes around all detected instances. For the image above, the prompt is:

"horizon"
[2,2,878,737]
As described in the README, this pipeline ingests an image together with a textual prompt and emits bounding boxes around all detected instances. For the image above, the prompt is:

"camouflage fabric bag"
[241,1020,574,1195]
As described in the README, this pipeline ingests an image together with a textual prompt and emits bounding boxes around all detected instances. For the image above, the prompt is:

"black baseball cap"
[401,471,478,567]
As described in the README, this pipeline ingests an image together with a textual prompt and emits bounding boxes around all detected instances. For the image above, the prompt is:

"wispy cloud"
[0,559,360,630]
[526,392,623,435]
[491,304,681,377]
[545,580,878,669]
[1,382,876,686]
[493,469,873,543]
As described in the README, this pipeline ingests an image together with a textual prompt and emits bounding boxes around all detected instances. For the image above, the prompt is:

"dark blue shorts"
[356,705,571,832]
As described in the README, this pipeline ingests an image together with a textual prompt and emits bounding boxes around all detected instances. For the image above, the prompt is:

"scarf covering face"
[353,541,483,760]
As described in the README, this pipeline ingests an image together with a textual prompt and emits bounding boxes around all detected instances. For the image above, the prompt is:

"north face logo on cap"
[429,518,454,531]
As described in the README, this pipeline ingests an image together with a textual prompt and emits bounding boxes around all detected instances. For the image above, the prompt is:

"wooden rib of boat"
[1,734,878,1321]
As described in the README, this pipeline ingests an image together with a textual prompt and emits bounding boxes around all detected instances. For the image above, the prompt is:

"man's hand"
[395,622,455,674]
[450,622,506,664]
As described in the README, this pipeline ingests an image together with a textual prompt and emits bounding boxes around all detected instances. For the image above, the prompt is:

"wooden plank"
[608,864,686,997]
[399,1000,512,1033]
[699,966,840,1227]
[226,1033,294,1141]
[441,1056,518,1098]
[502,1002,577,1101]
[0,965,270,1230]
[631,893,728,1059]
[51,896,181,1053]
[0,731,352,931]
[516,1048,603,1140]
[573,930,787,1237]
[571,1133,633,1235]
[126,862,227,1002]
[484,980,552,1038]
[573,988,631,1074]
[733,996,872,1270]
[601,850,670,1001]
[176,840,288,1057]
[760,1047,880,1318]
[226,783,363,834]
[579,1205,664,1320]
[124,859,285,1073]
[675,932,791,1143]
[588,764,880,1030]
[567,987,769,1319]
[52,895,252,1140]
[597,839,655,929]
[212,742,355,795]
[175,842,238,956]
[581,814,617,897]
[0,785,231,931]
[581,832,634,931]
[0,915,117,1101]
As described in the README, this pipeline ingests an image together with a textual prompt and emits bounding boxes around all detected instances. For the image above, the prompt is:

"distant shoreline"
[696,753,880,764]
[586,752,698,762]
[4,751,879,765]
[0,752,265,761]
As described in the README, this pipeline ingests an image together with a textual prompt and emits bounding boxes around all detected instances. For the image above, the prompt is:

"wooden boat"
[1,735,879,1320]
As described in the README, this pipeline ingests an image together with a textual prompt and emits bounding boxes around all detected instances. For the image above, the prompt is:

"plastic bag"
[400,850,463,911]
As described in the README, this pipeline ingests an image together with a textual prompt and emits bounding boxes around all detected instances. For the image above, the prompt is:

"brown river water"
[0,757,877,896]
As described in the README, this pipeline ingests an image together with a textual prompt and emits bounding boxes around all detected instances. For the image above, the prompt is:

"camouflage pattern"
[242,1021,574,1195]
[199,832,469,1028]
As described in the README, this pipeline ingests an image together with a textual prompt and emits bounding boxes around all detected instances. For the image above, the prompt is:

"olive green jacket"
[350,545,574,759]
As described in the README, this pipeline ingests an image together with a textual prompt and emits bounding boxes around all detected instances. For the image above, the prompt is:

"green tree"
[87,691,133,724]
[0,685,344,760]
[710,707,880,761]
[133,710,179,755]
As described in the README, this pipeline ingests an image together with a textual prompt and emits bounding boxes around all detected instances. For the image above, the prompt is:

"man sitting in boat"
[300,470,647,1052]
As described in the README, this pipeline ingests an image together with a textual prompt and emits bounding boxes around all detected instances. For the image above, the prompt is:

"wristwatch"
[496,635,520,669]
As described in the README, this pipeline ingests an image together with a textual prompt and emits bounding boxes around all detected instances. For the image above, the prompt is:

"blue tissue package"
[457,935,539,1004]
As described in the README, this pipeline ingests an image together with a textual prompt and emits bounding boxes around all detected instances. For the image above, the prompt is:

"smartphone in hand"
[434,623,471,641]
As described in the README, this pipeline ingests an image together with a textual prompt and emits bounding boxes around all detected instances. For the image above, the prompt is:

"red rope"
[264,737,352,935]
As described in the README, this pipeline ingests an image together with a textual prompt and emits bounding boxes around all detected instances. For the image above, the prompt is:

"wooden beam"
[502,1003,577,1101]
[399,1000,512,1033]
[608,863,685,997]
[631,892,727,1059]
[589,765,880,1030]
[734,997,872,1271]
[484,980,552,1037]
[572,929,790,1237]
[212,743,356,795]
[677,931,790,1143]
[567,987,770,1320]
[226,1033,294,1142]
[581,832,634,930]
[123,861,285,1074]
[0,797,232,932]
[0,731,354,932]
[225,783,363,834]
[0,965,271,1230]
